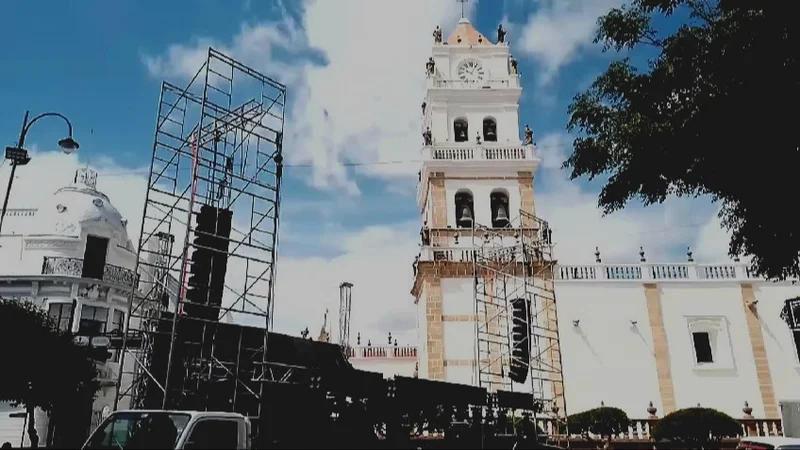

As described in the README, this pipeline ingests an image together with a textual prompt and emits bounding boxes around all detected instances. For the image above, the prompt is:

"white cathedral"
[349,17,800,431]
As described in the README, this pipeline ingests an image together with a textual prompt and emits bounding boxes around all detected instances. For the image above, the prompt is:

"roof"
[446,17,492,46]
[740,436,800,447]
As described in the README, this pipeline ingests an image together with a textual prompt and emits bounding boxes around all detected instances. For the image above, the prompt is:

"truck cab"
[81,410,251,449]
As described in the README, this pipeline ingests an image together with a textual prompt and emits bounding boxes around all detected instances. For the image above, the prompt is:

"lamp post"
[0,111,80,236]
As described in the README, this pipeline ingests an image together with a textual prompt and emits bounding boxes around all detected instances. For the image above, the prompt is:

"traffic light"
[185,205,232,321]
[509,297,530,384]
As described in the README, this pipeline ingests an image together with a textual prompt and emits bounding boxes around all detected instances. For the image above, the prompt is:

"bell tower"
[412,16,566,421]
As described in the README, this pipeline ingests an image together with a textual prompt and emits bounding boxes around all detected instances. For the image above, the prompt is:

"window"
[454,118,468,143]
[793,330,800,364]
[48,302,73,331]
[185,419,239,449]
[83,235,109,280]
[454,190,474,228]
[483,117,497,142]
[79,305,109,336]
[687,316,733,369]
[111,310,125,334]
[692,331,714,363]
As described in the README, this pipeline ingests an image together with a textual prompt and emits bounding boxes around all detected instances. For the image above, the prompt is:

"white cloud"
[517,0,625,84]
[141,0,474,194]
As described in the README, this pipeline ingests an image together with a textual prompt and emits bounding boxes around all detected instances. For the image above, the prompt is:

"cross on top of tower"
[457,0,468,19]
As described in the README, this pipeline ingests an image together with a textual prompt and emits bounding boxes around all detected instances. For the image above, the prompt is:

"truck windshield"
[83,411,191,449]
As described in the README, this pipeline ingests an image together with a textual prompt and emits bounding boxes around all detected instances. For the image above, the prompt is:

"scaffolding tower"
[115,48,286,422]
[471,210,567,426]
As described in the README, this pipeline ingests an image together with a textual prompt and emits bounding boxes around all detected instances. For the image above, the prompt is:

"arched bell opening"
[454,118,469,143]
[483,117,497,142]
[455,190,475,228]
[490,190,510,228]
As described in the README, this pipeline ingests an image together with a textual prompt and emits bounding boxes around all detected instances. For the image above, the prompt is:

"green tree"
[652,407,741,446]
[565,1,798,279]
[567,406,629,448]
[0,299,99,447]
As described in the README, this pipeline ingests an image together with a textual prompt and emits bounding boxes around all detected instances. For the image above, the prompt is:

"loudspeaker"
[510,298,530,384]
[184,205,232,321]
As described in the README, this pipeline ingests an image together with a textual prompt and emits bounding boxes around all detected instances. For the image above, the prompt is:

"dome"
[33,168,133,249]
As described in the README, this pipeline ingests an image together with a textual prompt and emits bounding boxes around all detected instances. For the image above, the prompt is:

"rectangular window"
[693,331,714,364]
[79,305,109,336]
[111,310,125,333]
[185,419,239,449]
[48,302,73,331]
[793,330,800,363]
[82,235,109,280]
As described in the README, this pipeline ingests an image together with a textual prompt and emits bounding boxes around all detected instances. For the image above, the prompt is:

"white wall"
[557,283,662,416]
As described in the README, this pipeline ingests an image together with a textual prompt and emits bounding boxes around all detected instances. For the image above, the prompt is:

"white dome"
[33,168,133,249]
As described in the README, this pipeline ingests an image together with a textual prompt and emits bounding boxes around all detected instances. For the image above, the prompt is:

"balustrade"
[422,144,535,162]
[556,262,761,282]
[42,256,137,287]
[429,78,521,90]
[347,345,418,359]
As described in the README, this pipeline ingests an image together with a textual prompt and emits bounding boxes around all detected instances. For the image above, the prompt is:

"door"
[82,235,109,280]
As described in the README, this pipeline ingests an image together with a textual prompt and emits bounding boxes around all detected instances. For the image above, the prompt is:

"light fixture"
[572,319,580,327]
[58,136,80,154]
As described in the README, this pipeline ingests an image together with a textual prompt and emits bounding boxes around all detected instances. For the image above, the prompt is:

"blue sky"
[0,0,727,340]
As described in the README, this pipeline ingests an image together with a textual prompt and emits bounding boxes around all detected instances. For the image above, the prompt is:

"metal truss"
[115,48,286,423]
[471,210,568,425]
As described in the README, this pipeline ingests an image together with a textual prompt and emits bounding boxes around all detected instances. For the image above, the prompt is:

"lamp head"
[58,137,80,154]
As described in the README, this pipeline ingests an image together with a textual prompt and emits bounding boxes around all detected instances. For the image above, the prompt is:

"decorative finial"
[388,332,393,345]
[639,246,646,262]
[74,167,98,189]
[600,401,605,407]
[357,332,361,345]
[647,401,658,419]
[743,401,753,418]
[457,0,468,19]
[595,246,601,263]
[394,338,398,347]
[687,246,694,262]
[367,339,372,347]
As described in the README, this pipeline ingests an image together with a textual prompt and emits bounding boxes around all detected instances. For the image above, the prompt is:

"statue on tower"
[497,24,506,44]
[421,101,427,115]
[425,57,436,77]
[524,124,534,145]
[422,126,433,146]
[476,132,482,145]
[433,26,442,44]
[509,54,518,75]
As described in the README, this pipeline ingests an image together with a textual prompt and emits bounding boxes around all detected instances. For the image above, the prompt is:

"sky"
[0,0,732,345]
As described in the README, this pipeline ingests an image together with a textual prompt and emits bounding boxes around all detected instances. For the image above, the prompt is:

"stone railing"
[531,417,783,441]
[429,77,520,90]
[556,262,758,282]
[347,345,418,359]
[422,144,535,162]
[42,256,137,287]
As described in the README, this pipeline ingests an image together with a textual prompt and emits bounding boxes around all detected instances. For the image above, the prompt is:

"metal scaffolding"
[471,210,567,426]
[114,48,286,423]
[339,282,353,354]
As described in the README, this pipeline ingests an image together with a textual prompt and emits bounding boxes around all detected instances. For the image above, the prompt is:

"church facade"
[401,17,800,427]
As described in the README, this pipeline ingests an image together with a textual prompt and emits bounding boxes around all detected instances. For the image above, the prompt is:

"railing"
[422,144,535,162]
[348,345,418,359]
[531,417,782,440]
[556,262,758,282]
[42,256,137,287]
[429,78,520,90]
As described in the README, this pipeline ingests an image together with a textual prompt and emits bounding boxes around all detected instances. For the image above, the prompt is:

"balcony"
[347,345,418,359]
[421,143,536,163]
[42,256,137,288]
[556,262,759,282]
[427,77,520,90]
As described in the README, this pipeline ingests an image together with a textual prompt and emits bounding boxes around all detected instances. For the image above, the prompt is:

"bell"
[486,128,496,140]
[459,130,467,140]
[458,204,473,227]
[494,205,509,226]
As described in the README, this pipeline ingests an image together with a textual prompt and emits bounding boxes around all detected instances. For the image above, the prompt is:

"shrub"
[567,406,629,438]
[652,407,741,444]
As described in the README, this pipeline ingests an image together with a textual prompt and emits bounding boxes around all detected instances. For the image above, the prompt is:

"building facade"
[0,167,139,446]
[402,17,800,426]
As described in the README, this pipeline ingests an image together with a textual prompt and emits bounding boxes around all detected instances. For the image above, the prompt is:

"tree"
[0,299,99,447]
[652,407,741,446]
[565,0,798,279]
[567,406,629,448]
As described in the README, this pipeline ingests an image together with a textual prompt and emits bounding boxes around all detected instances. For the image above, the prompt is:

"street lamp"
[0,111,80,236]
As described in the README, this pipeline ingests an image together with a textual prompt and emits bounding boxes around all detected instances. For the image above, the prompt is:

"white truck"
[81,410,251,449]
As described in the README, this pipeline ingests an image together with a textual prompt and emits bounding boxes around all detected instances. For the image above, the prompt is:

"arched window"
[454,190,474,228]
[454,118,468,143]
[490,189,510,228]
[483,117,497,142]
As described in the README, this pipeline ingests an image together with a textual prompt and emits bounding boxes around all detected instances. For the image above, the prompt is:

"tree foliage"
[565,0,799,279]
[567,406,630,438]
[652,407,741,444]
[0,299,98,413]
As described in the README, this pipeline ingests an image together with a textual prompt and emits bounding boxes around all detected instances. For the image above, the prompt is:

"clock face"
[458,59,485,82]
